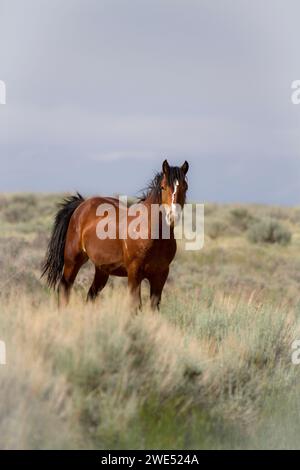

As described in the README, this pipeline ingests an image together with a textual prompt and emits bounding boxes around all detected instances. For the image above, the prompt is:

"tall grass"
[0,284,298,449]
[1,194,300,448]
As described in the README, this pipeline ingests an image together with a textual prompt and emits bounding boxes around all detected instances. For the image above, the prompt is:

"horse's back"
[66,196,125,272]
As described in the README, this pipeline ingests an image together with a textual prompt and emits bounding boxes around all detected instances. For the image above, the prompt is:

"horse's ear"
[181,161,189,175]
[162,159,170,175]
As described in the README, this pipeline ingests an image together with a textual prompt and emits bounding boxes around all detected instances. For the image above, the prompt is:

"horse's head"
[161,159,189,226]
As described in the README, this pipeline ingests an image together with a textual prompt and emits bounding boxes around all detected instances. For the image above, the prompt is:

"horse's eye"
[161,186,165,191]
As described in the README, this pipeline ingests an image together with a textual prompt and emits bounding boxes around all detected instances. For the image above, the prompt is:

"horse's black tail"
[41,192,84,290]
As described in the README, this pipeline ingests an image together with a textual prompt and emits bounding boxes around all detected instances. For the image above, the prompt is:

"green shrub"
[207,221,228,239]
[3,195,38,223]
[247,218,291,246]
[230,208,256,231]
[204,204,218,216]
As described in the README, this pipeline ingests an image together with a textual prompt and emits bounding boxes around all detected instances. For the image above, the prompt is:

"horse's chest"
[144,240,176,273]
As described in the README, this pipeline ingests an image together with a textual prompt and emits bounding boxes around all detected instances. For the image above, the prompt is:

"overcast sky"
[0,0,300,204]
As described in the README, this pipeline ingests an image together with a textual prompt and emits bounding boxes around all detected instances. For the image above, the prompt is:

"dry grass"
[0,285,298,449]
[1,194,300,448]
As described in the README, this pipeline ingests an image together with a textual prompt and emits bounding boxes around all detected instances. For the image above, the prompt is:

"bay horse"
[42,159,189,310]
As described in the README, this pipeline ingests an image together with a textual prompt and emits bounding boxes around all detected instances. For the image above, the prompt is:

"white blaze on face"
[171,179,179,212]
[166,179,180,225]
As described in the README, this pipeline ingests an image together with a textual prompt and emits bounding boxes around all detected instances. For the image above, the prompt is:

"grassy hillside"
[1,193,300,449]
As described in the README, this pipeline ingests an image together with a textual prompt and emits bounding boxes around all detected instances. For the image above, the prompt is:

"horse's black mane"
[139,166,186,203]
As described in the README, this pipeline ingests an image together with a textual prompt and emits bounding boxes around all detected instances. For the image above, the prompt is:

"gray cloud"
[0,0,300,203]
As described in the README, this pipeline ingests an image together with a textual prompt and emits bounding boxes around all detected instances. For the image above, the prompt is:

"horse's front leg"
[149,268,169,311]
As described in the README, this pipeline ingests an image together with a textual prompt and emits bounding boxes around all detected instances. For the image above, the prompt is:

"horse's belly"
[85,236,123,269]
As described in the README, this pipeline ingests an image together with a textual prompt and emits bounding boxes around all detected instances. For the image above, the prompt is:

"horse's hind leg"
[127,262,142,312]
[87,267,109,302]
[58,255,87,307]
